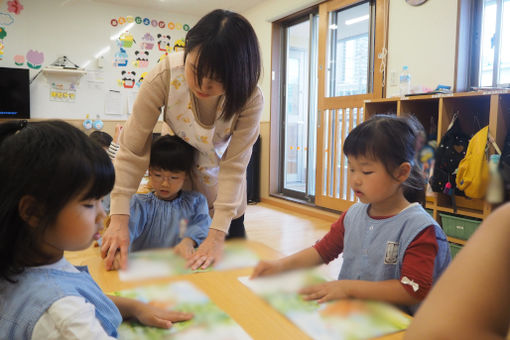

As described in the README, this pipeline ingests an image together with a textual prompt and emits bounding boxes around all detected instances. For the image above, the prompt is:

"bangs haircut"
[150,135,195,174]
[344,115,426,205]
[0,120,114,280]
[185,9,261,120]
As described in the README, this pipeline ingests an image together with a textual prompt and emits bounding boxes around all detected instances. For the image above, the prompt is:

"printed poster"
[239,270,410,340]
[114,281,251,339]
[118,243,260,281]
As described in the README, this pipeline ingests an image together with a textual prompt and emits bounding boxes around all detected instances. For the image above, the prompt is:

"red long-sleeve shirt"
[313,211,438,300]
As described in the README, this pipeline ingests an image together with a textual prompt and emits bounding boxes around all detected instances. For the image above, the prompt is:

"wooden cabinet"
[364,91,510,245]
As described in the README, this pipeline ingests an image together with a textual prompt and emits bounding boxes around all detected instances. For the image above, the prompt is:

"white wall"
[386,0,458,97]
[0,0,198,119]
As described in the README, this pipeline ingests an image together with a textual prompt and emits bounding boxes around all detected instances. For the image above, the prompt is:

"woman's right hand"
[100,214,130,270]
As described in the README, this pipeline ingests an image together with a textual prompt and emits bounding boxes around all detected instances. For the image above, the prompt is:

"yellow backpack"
[456,126,489,199]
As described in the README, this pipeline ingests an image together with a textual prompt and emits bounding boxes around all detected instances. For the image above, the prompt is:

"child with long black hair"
[251,115,451,315]
[0,120,192,339]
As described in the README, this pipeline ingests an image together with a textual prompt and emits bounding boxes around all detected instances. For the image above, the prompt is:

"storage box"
[449,242,463,259]
[440,213,482,241]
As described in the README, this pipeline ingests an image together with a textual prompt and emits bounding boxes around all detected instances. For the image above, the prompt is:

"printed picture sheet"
[114,280,251,340]
[239,270,410,340]
[119,243,260,281]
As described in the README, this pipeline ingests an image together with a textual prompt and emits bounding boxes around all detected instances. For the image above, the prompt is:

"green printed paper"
[119,243,259,281]
[114,281,251,339]
[239,270,410,340]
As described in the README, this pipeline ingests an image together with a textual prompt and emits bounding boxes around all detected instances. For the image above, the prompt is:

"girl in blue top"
[0,120,192,339]
[252,115,450,314]
[112,135,210,268]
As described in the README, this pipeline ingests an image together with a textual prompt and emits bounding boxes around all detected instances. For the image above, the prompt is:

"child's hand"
[134,302,193,329]
[173,238,195,260]
[299,280,350,303]
[250,260,284,279]
[113,124,123,144]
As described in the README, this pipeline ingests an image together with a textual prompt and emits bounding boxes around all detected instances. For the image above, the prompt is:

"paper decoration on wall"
[113,47,128,67]
[173,39,185,52]
[26,49,43,69]
[13,54,24,65]
[119,32,135,47]
[133,50,149,68]
[136,71,147,88]
[140,33,154,50]
[0,26,5,60]
[0,13,14,25]
[120,70,136,88]
[83,115,93,129]
[156,33,171,52]
[50,82,76,102]
[114,281,251,340]
[7,0,23,15]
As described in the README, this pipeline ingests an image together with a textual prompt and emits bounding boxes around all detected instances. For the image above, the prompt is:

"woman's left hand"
[186,229,225,270]
[299,281,351,303]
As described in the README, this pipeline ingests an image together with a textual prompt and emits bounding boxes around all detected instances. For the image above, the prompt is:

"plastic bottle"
[487,154,504,204]
[399,66,411,97]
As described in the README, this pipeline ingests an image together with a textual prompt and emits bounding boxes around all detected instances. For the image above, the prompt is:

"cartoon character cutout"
[136,71,147,88]
[133,50,149,68]
[121,70,136,88]
[157,34,171,52]
[119,32,135,48]
[113,47,128,67]
[140,33,154,50]
[173,39,185,52]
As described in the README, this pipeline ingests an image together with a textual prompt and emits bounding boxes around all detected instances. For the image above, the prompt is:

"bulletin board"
[0,0,197,120]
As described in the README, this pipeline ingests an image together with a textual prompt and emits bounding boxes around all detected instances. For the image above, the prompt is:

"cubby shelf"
[364,90,510,244]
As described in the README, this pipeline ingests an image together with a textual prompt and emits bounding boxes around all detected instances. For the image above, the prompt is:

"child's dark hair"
[89,130,113,149]
[343,114,426,205]
[150,135,195,174]
[184,9,261,120]
[0,120,115,282]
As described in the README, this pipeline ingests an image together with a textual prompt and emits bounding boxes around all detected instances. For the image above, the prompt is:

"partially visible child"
[107,135,210,270]
[405,202,510,339]
[251,115,451,315]
[0,120,192,339]
[89,125,123,214]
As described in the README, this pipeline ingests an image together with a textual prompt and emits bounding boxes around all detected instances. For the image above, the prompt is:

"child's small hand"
[173,238,195,260]
[108,251,122,271]
[250,260,284,279]
[298,280,350,303]
[134,302,193,329]
[113,124,123,144]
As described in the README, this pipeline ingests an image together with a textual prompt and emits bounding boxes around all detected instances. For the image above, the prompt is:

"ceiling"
[93,0,267,17]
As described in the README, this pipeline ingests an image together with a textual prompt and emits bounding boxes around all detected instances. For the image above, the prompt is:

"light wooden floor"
[244,202,343,279]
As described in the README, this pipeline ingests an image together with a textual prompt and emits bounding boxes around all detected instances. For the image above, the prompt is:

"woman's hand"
[186,229,225,270]
[250,260,285,279]
[173,238,196,260]
[100,214,130,270]
[298,280,351,303]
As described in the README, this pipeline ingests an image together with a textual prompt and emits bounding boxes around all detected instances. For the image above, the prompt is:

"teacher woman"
[100,9,262,270]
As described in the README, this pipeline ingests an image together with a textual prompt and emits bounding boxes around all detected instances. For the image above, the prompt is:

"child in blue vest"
[105,135,210,270]
[251,115,451,314]
[0,120,192,339]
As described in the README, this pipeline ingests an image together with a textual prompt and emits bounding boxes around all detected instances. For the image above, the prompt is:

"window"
[474,0,510,87]
[278,12,319,201]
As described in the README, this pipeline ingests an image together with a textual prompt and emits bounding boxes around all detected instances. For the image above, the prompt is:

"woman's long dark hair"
[0,120,115,282]
[343,114,426,205]
[184,9,261,120]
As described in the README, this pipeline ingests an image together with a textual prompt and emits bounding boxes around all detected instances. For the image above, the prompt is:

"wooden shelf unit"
[364,91,510,242]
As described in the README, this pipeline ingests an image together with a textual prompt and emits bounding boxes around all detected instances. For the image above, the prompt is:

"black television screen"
[0,67,30,119]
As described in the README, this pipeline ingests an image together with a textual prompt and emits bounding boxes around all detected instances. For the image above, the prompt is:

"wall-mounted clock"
[406,0,428,5]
